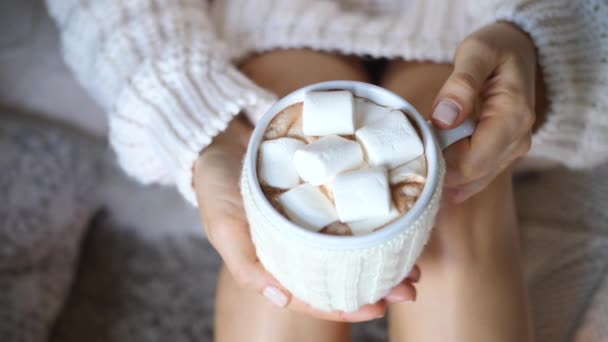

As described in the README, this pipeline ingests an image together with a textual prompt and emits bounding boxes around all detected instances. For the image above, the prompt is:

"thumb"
[432,39,498,129]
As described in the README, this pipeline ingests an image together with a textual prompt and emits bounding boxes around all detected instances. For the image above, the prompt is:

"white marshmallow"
[355,98,395,129]
[355,111,424,169]
[321,159,369,199]
[258,138,306,189]
[278,183,338,231]
[293,135,363,186]
[332,167,391,222]
[389,156,427,184]
[347,205,400,235]
[303,91,355,136]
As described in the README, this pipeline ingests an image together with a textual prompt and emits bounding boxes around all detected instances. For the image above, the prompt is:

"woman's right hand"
[194,116,419,322]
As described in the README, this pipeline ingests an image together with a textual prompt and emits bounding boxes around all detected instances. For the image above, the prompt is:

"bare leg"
[216,265,351,342]
[214,49,369,342]
[382,61,533,342]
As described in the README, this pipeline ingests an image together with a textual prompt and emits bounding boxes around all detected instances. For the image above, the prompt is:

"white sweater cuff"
[110,48,276,205]
[494,1,608,169]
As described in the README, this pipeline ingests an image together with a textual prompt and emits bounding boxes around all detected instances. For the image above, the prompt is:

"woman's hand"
[432,22,537,202]
[194,116,418,322]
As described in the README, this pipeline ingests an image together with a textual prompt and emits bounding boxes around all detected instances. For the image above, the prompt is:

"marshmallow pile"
[258,91,427,236]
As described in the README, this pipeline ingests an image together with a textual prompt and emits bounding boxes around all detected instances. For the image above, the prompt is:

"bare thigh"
[214,49,369,342]
[240,49,369,98]
[381,61,533,342]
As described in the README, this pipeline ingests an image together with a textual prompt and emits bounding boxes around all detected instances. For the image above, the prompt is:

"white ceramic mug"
[240,81,474,312]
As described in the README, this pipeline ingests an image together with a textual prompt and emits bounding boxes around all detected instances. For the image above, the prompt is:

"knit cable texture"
[45,0,276,204]
[240,159,445,312]
[494,0,608,169]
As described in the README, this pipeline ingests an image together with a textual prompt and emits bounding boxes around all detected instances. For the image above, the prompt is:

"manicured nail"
[407,266,421,283]
[432,100,460,126]
[386,293,412,303]
[386,288,416,303]
[263,286,288,308]
[388,296,415,304]
[452,189,469,204]
[399,291,417,303]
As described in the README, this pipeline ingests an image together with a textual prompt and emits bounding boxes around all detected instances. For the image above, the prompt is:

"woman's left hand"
[432,22,537,202]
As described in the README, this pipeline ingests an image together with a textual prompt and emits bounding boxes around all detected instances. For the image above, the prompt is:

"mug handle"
[433,118,476,150]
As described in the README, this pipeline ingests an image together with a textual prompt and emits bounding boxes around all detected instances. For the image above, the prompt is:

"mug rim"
[244,81,441,250]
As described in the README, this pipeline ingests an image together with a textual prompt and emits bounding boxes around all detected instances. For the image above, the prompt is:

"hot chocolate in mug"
[240,81,474,312]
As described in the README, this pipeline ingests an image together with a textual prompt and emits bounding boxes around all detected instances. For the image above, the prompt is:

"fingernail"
[400,291,417,303]
[263,286,288,308]
[450,188,469,204]
[432,100,460,126]
[386,291,415,303]
[407,268,421,283]
[386,294,411,303]
[388,297,415,304]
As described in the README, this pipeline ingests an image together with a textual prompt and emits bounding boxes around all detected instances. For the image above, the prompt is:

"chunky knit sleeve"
[45,0,277,205]
[495,0,608,169]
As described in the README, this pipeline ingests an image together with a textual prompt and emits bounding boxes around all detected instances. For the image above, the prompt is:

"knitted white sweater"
[45,0,608,205]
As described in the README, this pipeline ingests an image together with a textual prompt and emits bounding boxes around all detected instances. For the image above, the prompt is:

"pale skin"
[195,22,546,342]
